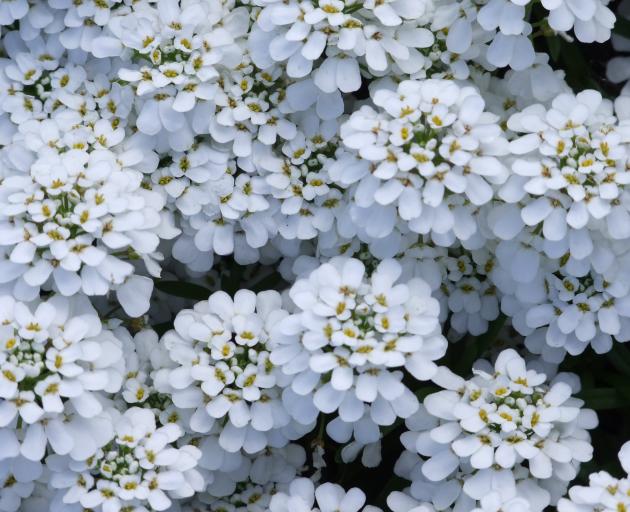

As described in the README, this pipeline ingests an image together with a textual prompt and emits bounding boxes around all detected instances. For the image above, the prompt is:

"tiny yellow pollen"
[531,412,540,427]
[556,140,566,154]
[45,382,59,394]
[2,370,16,382]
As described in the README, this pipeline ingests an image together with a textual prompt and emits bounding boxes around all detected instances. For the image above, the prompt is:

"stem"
[316,412,327,441]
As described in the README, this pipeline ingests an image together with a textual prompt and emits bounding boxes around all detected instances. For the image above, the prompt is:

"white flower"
[0,456,42,512]
[271,257,445,445]
[251,0,435,92]
[543,0,615,43]
[0,1,628,509]
[387,491,437,512]
[333,79,508,243]
[49,407,203,512]
[0,58,178,314]
[270,478,380,512]
[396,349,597,511]
[156,289,310,453]
[505,90,630,244]
[0,294,125,461]
[558,441,630,512]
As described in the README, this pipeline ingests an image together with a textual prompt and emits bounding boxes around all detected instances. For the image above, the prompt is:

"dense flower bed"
[2,0,630,511]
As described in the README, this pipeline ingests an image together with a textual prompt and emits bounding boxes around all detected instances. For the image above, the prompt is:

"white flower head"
[157,289,312,454]
[332,79,508,245]
[49,406,203,512]
[271,257,446,444]
[558,440,630,512]
[397,349,598,511]
[0,294,126,462]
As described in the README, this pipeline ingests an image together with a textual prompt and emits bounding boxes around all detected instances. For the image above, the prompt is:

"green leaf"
[614,16,630,39]
[547,36,561,62]
[555,38,602,93]
[222,261,244,296]
[577,388,630,410]
[449,315,507,375]
[380,418,404,438]
[475,314,507,357]
[607,345,630,376]
[457,337,481,374]
[248,271,285,293]
[154,280,211,301]
[153,321,173,336]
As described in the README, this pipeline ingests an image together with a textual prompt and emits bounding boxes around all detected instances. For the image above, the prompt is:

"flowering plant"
[2,0,630,511]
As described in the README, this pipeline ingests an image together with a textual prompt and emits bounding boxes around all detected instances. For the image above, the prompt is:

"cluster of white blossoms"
[492,90,630,361]
[332,79,509,246]
[155,289,314,454]
[269,478,382,512]
[250,0,436,90]
[3,0,630,510]
[48,407,203,512]
[442,0,615,73]
[558,441,630,512]
[271,257,446,447]
[0,42,178,316]
[0,295,125,463]
[394,349,598,512]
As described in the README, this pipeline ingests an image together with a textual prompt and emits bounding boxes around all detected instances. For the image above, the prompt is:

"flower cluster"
[491,90,630,361]
[251,0,436,91]
[0,295,125,463]
[0,40,178,316]
[395,349,597,511]
[269,478,381,512]
[155,289,313,454]
[271,257,446,447]
[48,407,203,512]
[558,441,630,512]
[2,0,630,511]
[332,79,509,246]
